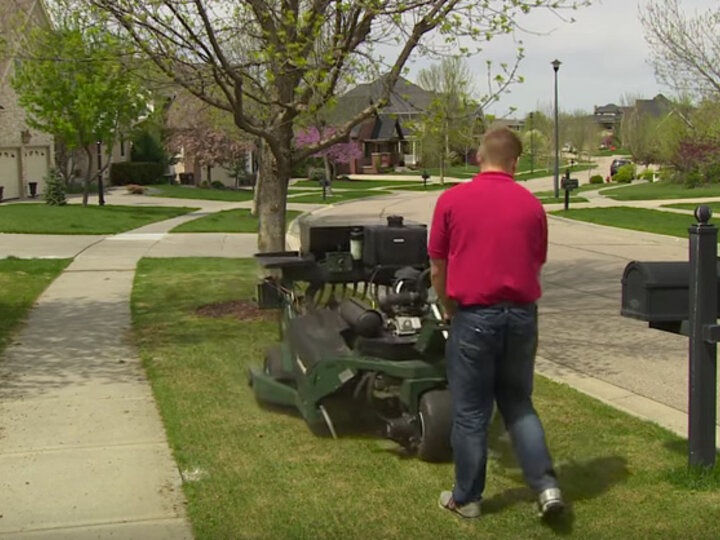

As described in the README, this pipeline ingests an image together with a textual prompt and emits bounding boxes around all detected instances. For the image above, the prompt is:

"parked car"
[610,158,633,176]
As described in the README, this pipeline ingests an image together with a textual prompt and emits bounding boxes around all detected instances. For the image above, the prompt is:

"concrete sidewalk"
[0,200,260,538]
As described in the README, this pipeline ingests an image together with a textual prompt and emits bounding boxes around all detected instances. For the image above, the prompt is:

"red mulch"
[195,300,273,322]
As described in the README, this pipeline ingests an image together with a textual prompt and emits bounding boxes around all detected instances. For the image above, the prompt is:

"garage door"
[0,148,20,200]
[25,146,50,196]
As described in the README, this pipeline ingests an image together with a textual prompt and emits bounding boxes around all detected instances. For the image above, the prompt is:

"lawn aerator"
[249,214,452,461]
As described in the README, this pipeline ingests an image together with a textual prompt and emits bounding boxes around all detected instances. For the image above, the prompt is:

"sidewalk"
[0,199,264,539]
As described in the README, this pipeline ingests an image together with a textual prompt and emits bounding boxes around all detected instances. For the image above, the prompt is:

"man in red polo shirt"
[429,127,563,519]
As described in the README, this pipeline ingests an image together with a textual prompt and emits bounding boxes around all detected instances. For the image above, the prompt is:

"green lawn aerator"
[249,214,452,461]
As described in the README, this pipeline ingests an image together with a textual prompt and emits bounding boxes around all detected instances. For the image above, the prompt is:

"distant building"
[326,75,438,173]
[593,103,624,131]
[0,0,54,200]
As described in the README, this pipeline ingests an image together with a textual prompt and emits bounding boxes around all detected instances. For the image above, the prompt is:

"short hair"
[477,127,523,170]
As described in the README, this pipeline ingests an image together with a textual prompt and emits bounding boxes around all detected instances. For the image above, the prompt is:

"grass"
[132,257,720,540]
[600,181,720,201]
[292,179,419,189]
[534,183,613,198]
[516,163,596,182]
[148,184,255,201]
[662,202,720,213]
[0,203,196,234]
[549,207,704,238]
[171,209,302,233]
[0,258,71,352]
[593,148,630,157]
[538,197,588,205]
[394,182,461,191]
[289,189,392,204]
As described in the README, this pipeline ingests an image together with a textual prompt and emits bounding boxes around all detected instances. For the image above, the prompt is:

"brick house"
[0,0,54,200]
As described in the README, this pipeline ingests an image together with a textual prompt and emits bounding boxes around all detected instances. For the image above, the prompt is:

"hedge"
[110,162,164,186]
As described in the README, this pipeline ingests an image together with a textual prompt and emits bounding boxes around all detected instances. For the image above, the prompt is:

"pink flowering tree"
[296,127,363,183]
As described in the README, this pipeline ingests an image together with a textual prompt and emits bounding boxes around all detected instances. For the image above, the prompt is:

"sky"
[405,0,716,119]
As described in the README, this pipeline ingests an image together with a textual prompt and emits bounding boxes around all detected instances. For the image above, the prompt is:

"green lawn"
[534,183,613,198]
[149,184,255,201]
[538,197,588,205]
[516,163,596,182]
[289,189,392,204]
[0,258,71,352]
[593,148,630,157]
[132,257,720,540]
[662,202,720,213]
[0,203,196,234]
[171,209,302,233]
[550,207,704,238]
[600,181,720,201]
[292,179,419,189]
[394,182,461,191]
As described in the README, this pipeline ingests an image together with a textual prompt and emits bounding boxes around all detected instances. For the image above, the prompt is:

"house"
[593,103,624,132]
[0,0,54,200]
[325,75,437,174]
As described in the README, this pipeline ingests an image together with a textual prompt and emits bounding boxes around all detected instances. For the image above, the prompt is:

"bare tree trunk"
[256,146,289,253]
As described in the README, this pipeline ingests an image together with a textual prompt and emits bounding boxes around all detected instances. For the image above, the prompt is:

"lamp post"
[552,59,561,199]
[529,112,535,174]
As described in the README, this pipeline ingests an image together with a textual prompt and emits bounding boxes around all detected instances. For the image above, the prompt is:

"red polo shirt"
[428,171,547,306]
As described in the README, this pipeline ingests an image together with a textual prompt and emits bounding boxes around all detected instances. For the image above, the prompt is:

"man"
[429,127,563,519]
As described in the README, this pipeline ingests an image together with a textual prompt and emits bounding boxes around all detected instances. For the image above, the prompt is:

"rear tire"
[417,389,452,462]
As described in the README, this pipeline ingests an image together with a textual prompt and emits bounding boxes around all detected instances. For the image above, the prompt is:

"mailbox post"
[560,169,578,211]
[422,170,430,189]
[688,205,718,468]
[621,204,718,469]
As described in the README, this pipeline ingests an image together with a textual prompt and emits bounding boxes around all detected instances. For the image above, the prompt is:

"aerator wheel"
[417,389,453,462]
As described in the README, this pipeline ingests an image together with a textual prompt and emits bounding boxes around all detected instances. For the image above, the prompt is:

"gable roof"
[326,75,436,125]
[0,0,52,85]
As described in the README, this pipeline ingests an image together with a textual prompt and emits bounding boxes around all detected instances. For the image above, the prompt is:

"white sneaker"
[537,487,565,517]
[438,490,481,519]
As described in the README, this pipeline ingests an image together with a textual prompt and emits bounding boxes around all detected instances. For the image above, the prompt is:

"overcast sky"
[405,0,715,118]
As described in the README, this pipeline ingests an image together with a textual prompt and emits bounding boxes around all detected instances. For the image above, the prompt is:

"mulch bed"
[195,300,273,322]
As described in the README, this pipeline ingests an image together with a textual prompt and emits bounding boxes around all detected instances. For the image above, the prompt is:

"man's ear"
[509,157,519,176]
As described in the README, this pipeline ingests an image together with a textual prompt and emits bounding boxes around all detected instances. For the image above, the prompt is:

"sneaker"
[438,490,481,519]
[537,487,564,518]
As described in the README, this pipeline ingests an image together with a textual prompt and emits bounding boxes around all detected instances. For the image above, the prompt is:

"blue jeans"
[446,304,558,504]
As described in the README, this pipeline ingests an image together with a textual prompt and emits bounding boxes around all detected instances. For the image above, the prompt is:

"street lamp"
[552,59,561,198]
[529,112,535,174]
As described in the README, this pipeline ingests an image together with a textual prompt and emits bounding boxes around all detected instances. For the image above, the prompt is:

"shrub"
[684,170,703,188]
[613,163,636,184]
[125,184,145,195]
[639,169,655,181]
[44,168,67,206]
[336,175,351,182]
[589,174,604,184]
[307,167,326,182]
[211,180,225,190]
[110,161,164,186]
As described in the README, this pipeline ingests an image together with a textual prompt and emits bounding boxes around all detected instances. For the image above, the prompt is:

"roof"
[594,103,623,115]
[326,75,436,125]
[634,94,673,118]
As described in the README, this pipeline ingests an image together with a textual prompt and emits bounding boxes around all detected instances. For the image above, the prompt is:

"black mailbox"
[561,178,578,191]
[621,261,720,322]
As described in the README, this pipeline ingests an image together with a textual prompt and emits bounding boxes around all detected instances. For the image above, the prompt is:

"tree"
[84,0,587,251]
[641,0,720,98]
[621,109,661,167]
[11,15,147,206]
[296,127,363,183]
[414,58,484,183]
[565,111,600,163]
